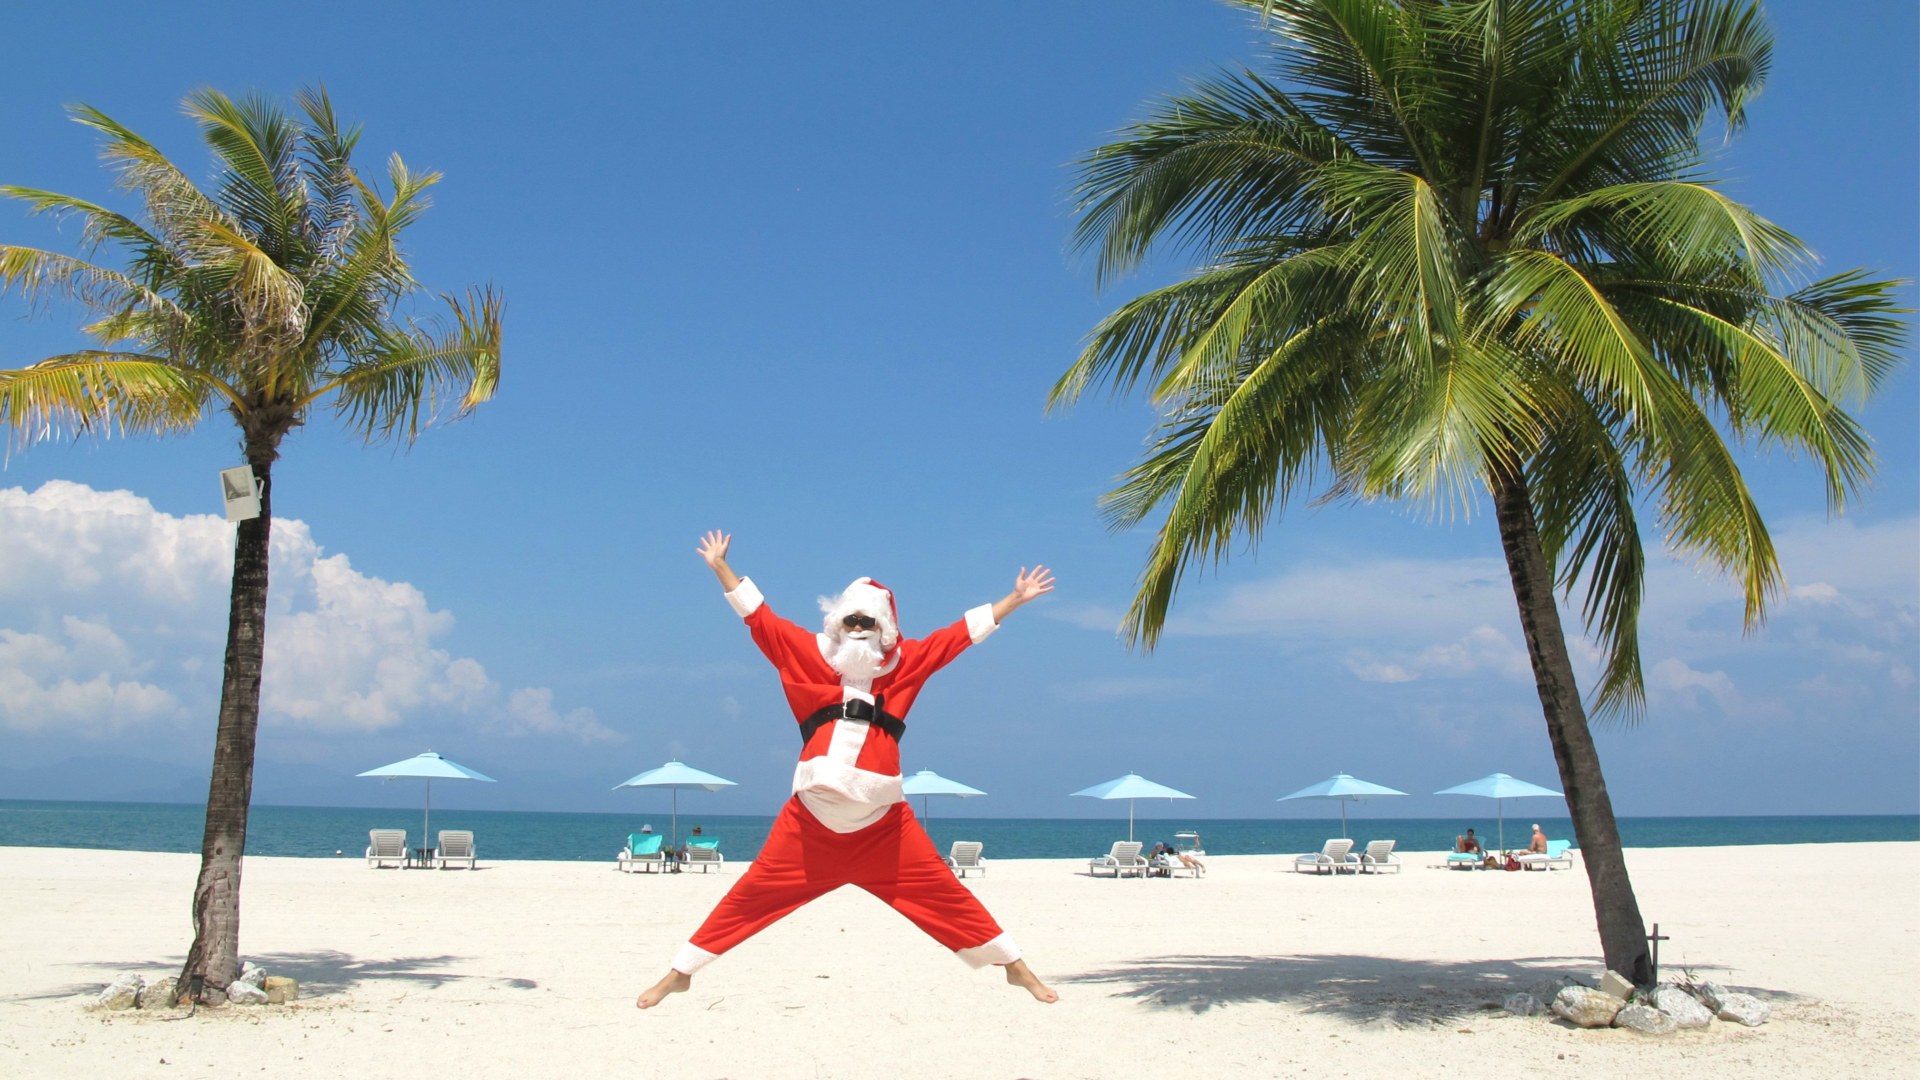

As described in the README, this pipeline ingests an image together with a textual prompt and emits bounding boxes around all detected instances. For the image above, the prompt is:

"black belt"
[799,696,905,745]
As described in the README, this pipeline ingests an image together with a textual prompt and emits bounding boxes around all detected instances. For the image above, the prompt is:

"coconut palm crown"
[1053,0,1905,981]
[0,87,503,998]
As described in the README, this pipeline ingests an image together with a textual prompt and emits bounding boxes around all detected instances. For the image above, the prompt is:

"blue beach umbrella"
[613,761,737,846]
[357,751,497,844]
[900,769,986,826]
[1434,772,1564,853]
[1280,773,1408,839]
[1070,773,1195,842]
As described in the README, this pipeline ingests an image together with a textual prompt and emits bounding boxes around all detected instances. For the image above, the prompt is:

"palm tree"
[0,88,502,1001]
[1053,0,1905,982]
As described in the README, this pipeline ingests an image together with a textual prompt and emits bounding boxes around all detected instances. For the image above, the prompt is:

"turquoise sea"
[1,799,1913,862]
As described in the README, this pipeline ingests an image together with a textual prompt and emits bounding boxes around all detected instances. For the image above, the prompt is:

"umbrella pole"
[1497,799,1505,854]
[1341,800,1349,840]
[1129,799,1135,843]
[672,788,680,848]
[423,779,432,849]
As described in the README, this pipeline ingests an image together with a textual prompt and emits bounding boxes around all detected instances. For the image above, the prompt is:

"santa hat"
[820,577,900,652]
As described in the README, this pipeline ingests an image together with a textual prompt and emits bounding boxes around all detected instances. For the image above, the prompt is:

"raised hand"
[696,530,731,569]
[1013,565,1055,603]
[696,530,741,591]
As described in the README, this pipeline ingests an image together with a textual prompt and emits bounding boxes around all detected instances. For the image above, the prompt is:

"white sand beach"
[1,842,1913,1079]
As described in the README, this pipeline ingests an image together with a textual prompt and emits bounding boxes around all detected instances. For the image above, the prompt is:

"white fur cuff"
[672,942,721,975]
[965,604,998,644]
[725,577,765,618]
[955,933,1020,969]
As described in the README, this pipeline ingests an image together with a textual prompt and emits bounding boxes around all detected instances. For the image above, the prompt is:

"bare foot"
[636,969,691,1008]
[1002,959,1058,1004]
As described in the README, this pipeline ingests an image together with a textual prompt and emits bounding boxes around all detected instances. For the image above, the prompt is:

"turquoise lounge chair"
[680,839,724,872]
[1517,839,1574,871]
[618,833,667,873]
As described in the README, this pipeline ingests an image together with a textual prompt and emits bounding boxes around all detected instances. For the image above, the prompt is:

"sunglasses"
[841,614,878,630]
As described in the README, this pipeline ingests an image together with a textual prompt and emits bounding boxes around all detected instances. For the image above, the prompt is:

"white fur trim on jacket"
[955,933,1020,968]
[792,758,903,833]
[964,604,999,644]
[725,577,765,618]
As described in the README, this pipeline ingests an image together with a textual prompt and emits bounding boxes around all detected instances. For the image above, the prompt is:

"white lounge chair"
[1358,839,1401,874]
[1516,839,1575,871]
[946,841,987,878]
[1090,841,1148,879]
[1292,838,1357,874]
[680,841,725,873]
[366,829,407,869]
[433,830,476,869]
[617,833,667,873]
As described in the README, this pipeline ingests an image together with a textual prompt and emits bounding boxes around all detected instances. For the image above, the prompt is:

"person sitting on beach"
[1456,829,1483,855]
[635,531,1059,1009]
[1527,824,1548,854]
[1148,840,1201,875]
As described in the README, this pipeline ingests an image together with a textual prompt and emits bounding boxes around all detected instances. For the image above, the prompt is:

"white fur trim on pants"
[955,932,1020,969]
[671,942,721,975]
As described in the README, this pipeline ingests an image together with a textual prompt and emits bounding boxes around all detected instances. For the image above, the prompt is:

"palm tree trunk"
[1491,473,1653,985]
[176,455,272,1000]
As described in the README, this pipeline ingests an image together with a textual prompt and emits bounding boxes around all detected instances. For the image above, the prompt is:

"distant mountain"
[0,754,207,803]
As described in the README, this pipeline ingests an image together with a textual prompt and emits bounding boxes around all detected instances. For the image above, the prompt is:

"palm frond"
[1527,394,1646,720]
[319,285,502,442]
[0,351,221,448]
[1533,0,1770,200]
[183,89,306,259]
[1519,180,1806,282]
[1108,312,1361,645]
[1072,69,1347,283]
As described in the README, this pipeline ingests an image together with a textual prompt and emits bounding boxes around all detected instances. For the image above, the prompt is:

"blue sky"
[1,1,1914,822]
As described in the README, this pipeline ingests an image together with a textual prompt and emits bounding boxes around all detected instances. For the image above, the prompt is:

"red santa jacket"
[726,577,998,832]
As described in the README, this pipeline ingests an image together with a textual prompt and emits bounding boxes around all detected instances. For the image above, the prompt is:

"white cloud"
[500,687,622,743]
[1347,624,1531,684]
[1646,657,1742,714]
[1159,554,1519,643]
[0,481,613,744]
[0,619,182,735]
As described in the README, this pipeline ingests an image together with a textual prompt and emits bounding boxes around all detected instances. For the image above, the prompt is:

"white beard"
[827,632,887,681]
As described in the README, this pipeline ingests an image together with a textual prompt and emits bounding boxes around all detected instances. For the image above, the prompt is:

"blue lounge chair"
[618,833,667,873]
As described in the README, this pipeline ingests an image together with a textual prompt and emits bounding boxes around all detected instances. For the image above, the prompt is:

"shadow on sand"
[4,950,537,1005]
[1058,952,1797,1023]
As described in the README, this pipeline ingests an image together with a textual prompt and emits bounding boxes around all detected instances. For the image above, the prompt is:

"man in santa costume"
[636,530,1058,1007]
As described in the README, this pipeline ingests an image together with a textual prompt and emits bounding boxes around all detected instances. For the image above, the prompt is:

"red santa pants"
[671,796,1017,974]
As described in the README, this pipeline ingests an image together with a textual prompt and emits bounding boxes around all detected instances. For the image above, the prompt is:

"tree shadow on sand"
[240,950,539,997]
[3,951,537,1004]
[1058,953,1805,1024]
